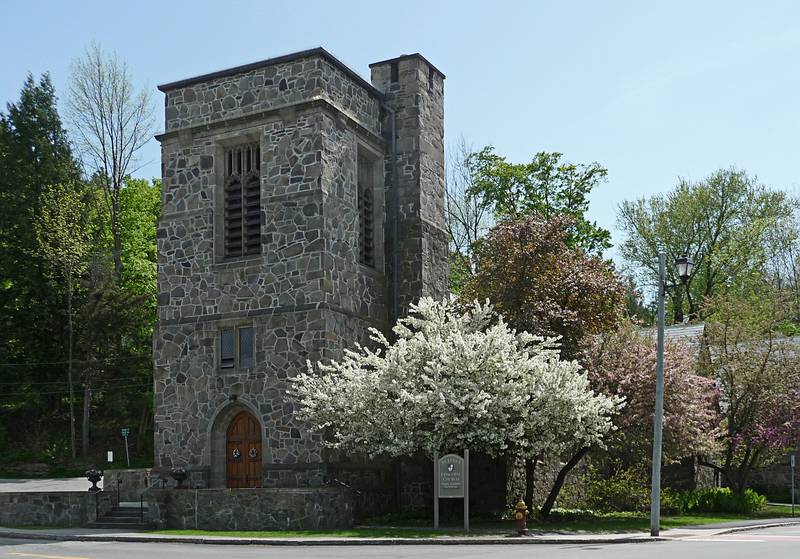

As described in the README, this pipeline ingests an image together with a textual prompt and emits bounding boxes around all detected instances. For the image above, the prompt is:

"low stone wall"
[103,469,153,501]
[0,491,113,527]
[750,453,799,501]
[146,487,353,530]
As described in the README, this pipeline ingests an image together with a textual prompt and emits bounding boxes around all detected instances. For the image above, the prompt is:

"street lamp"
[674,256,695,282]
[650,253,694,537]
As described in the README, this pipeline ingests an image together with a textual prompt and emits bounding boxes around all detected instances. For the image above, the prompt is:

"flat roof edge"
[369,53,445,79]
[157,47,384,100]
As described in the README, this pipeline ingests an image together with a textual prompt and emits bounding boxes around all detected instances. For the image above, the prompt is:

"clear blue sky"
[3,0,800,260]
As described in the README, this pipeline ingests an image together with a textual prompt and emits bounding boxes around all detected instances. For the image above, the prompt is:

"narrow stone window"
[239,327,254,369]
[223,143,261,258]
[428,66,435,91]
[220,329,235,369]
[390,61,399,83]
[220,327,254,369]
[357,155,375,268]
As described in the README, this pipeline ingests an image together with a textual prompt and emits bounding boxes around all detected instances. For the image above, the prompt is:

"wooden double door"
[226,410,262,488]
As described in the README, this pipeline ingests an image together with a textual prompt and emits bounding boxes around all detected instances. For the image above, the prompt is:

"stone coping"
[157,47,384,101]
[369,53,446,79]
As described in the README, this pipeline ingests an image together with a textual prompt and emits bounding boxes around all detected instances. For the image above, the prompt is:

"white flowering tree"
[291,298,622,469]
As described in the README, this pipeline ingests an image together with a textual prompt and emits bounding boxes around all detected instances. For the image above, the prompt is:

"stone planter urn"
[170,467,188,489]
[86,469,103,493]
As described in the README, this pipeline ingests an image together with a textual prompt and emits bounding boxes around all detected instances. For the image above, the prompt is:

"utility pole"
[650,252,666,537]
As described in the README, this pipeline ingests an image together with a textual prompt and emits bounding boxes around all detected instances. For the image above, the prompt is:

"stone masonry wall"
[145,487,353,530]
[162,52,381,137]
[103,469,153,501]
[155,51,389,487]
[0,491,113,527]
[750,452,799,501]
[370,56,449,316]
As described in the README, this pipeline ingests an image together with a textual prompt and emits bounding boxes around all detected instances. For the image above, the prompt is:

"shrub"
[585,468,651,512]
[543,508,596,522]
[675,487,767,514]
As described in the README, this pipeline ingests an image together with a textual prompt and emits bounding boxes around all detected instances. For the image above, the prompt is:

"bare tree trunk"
[67,268,76,459]
[67,43,154,289]
[82,381,91,458]
[135,399,149,454]
[524,455,541,509]
[111,189,122,286]
[540,447,589,518]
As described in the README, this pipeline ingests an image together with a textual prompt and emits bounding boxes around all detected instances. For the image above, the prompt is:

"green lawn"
[149,505,798,538]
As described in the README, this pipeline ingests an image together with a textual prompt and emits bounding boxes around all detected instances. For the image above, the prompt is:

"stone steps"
[88,506,154,531]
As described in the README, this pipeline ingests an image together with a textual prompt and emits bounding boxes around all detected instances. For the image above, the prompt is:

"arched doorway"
[226,410,262,488]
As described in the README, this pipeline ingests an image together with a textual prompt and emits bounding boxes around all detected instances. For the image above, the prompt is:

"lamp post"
[650,253,693,537]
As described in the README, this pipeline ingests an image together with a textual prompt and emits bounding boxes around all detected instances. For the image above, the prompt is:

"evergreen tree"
[0,74,82,461]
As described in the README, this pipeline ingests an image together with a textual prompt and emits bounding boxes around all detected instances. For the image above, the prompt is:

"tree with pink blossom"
[700,287,800,494]
[584,323,719,467]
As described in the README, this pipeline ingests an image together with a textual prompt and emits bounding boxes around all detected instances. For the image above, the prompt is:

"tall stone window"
[223,144,261,258]
[219,326,254,370]
[357,154,375,268]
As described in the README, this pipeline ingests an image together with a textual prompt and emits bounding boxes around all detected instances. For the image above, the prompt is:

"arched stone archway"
[208,401,266,488]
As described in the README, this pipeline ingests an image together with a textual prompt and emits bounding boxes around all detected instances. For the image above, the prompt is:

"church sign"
[433,450,470,531]
[437,454,465,498]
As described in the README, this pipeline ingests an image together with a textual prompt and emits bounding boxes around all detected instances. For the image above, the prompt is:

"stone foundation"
[145,487,353,530]
[0,491,113,527]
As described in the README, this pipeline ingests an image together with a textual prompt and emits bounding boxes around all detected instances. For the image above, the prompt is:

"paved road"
[1,526,799,559]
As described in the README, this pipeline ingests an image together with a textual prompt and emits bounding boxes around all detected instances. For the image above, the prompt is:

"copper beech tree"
[461,213,626,516]
[461,213,625,360]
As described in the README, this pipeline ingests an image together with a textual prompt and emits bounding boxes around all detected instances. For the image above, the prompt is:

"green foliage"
[585,467,653,513]
[701,286,800,494]
[0,74,83,462]
[618,168,799,322]
[541,508,597,522]
[448,251,471,294]
[675,488,767,515]
[120,177,160,321]
[35,181,93,277]
[585,466,767,515]
[467,146,611,255]
[0,74,160,467]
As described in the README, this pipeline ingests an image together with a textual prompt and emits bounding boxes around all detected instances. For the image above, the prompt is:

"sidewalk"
[0,477,101,492]
[1,518,798,546]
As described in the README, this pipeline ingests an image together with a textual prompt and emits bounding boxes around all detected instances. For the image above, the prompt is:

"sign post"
[121,428,131,467]
[791,454,796,517]
[433,450,470,532]
[433,452,439,529]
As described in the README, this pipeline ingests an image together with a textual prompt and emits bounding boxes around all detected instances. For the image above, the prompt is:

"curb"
[4,520,798,546]
[714,520,800,535]
[0,531,662,546]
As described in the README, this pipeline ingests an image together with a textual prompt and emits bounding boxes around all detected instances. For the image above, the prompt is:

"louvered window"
[224,144,261,258]
[239,327,254,369]
[220,329,235,369]
[358,156,375,267]
[219,326,254,369]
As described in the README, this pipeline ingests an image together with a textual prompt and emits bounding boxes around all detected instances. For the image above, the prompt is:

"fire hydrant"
[514,500,529,535]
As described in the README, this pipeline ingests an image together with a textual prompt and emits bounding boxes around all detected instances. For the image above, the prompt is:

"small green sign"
[121,428,130,437]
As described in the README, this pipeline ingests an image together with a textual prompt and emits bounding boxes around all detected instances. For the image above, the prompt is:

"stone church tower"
[153,48,447,489]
